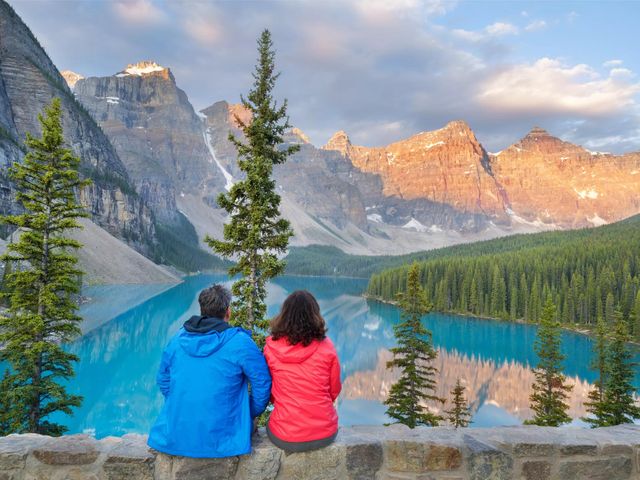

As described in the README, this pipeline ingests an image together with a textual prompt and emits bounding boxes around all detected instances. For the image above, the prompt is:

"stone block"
[376,473,436,480]
[465,435,513,480]
[600,444,633,456]
[277,445,342,480]
[235,446,282,480]
[385,440,462,473]
[560,444,598,456]
[513,443,555,458]
[171,456,240,480]
[521,460,551,480]
[0,434,48,471]
[345,442,383,479]
[31,435,100,466]
[557,456,632,480]
[103,439,154,480]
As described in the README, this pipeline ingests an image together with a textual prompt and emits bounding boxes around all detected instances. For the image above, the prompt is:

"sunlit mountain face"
[52,274,637,437]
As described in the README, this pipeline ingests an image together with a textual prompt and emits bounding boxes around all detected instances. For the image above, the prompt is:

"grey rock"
[102,436,155,480]
[0,1,156,255]
[171,455,239,480]
[345,442,383,479]
[557,456,632,480]
[465,435,513,480]
[31,434,100,466]
[236,434,282,480]
[276,445,342,480]
[521,460,551,480]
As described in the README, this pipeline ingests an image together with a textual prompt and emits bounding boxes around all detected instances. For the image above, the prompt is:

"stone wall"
[1,425,639,480]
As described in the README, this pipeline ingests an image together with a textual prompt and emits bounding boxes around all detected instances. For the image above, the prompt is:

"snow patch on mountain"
[203,129,234,191]
[588,214,607,226]
[117,61,166,77]
[574,188,599,200]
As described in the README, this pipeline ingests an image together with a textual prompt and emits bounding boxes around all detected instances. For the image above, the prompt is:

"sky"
[9,0,640,153]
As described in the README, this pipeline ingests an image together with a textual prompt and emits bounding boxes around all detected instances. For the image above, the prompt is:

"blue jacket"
[148,316,271,458]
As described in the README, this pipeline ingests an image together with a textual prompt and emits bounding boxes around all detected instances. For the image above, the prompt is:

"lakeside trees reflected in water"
[56,274,639,437]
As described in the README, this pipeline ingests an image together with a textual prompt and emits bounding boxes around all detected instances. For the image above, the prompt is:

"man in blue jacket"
[148,284,271,458]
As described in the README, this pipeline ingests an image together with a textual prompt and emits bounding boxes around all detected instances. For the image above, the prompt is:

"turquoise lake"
[55,274,640,438]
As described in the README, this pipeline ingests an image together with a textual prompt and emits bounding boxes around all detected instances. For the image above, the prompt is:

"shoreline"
[363,293,640,346]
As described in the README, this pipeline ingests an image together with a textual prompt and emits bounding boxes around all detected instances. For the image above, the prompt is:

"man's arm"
[156,343,173,397]
[238,334,272,418]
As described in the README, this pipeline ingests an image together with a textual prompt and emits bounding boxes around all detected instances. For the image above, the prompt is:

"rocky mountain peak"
[511,126,581,154]
[525,126,550,138]
[60,70,84,89]
[443,119,474,134]
[117,61,171,80]
[324,130,351,153]
[290,127,311,144]
[228,103,251,128]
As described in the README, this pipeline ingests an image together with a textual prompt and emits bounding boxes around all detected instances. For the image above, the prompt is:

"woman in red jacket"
[264,290,341,452]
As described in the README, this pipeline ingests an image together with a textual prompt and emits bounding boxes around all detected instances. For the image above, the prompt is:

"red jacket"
[264,336,341,442]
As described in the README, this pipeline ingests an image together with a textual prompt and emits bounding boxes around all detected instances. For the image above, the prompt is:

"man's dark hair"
[198,284,231,318]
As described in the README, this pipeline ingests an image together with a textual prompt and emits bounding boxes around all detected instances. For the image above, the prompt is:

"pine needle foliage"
[445,379,472,428]
[583,315,608,424]
[585,311,640,427]
[206,30,298,347]
[524,300,573,426]
[385,263,443,428]
[0,98,90,435]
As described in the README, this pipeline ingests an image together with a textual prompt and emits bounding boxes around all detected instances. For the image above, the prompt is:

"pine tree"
[385,263,443,428]
[0,98,89,435]
[445,379,472,428]
[525,300,573,426]
[583,316,608,425]
[585,311,640,427]
[630,291,640,341]
[206,30,299,346]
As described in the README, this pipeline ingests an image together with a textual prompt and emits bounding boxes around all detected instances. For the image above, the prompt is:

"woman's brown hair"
[270,290,327,346]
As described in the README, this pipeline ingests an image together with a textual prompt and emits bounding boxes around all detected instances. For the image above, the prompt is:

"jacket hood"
[265,336,320,364]
[179,316,236,357]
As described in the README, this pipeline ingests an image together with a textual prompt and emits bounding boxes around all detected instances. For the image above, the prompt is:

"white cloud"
[524,20,547,32]
[112,0,166,25]
[477,57,640,116]
[603,59,624,68]
[452,22,518,42]
[485,22,519,36]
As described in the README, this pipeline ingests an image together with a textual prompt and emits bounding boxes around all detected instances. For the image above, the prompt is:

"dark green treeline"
[368,215,640,336]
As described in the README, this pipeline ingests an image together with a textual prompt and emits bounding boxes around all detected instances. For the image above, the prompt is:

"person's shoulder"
[167,328,186,346]
[227,327,259,348]
[317,336,337,354]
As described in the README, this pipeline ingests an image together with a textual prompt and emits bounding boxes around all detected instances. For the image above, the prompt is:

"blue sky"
[9,0,640,153]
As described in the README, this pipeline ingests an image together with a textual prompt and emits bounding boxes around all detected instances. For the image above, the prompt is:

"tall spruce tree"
[525,300,573,426]
[583,315,608,417]
[207,30,299,345]
[585,311,640,427]
[385,263,443,428]
[0,98,89,435]
[445,379,472,428]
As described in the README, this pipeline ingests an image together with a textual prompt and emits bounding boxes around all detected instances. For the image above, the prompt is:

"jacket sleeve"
[330,350,342,401]
[156,342,173,397]
[238,334,272,418]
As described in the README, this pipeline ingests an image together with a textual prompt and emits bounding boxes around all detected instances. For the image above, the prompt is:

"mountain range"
[1,1,639,281]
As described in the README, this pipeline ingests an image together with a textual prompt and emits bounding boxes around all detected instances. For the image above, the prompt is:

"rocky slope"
[325,121,509,221]
[198,102,497,254]
[0,1,155,254]
[73,61,223,225]
[325,123,640,229]
[492,127,640,227]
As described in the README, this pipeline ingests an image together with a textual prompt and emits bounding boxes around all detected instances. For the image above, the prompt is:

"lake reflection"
[57,274,639,437]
